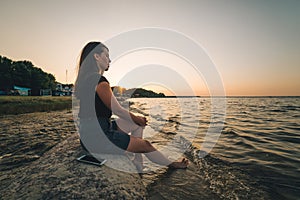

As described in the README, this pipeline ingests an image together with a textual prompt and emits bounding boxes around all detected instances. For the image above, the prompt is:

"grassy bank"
[0,96,72,115]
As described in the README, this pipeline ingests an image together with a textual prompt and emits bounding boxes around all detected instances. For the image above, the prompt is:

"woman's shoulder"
[99,76,109,84]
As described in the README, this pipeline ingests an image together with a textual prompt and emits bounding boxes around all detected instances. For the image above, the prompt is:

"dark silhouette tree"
[0,55,57,95]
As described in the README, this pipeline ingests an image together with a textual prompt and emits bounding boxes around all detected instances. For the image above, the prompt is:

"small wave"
[269,109,287,113]
[272,130,299,137]
[291,114,300,118]
[274,135,300,144]
[234,140,256,149]
[221,128,239,137]
[239,118,264,124]
[281,105,299,111]
[285,126,300,131]
[270,130,300,144]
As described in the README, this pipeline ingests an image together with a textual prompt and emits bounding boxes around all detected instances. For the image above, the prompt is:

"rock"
[2,134,148,199]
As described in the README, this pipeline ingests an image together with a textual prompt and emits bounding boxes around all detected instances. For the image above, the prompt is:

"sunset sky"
[0,0,299,96]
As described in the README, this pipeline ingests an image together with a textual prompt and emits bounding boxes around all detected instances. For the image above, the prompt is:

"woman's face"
[94,48,111,71]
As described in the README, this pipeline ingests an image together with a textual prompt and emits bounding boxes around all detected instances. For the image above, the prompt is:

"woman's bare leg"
[115,118,188,169]
[129,126,143,170]
[127,136,188,169]
[115,118,144,170]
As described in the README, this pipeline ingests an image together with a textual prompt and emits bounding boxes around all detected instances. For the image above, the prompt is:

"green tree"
[30,68,44,95]
[47,73,56,90]
[0,55,58,95]
[11,62,31,88]
[0,56,13,90]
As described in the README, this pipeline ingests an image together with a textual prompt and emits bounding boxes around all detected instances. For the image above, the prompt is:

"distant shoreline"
[134,95,300,98]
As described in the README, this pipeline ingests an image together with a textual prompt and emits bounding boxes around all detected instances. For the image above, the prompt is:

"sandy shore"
[0,110,76,171]
[0,110,147,199]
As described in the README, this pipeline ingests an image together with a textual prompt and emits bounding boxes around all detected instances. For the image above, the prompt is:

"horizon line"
[142,95,300,98]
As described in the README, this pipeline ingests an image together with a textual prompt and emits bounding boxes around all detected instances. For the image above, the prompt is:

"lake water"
[1,97,299,199]
[128,97,300,200]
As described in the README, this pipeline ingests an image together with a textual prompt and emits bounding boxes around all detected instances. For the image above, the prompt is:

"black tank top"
[95,76,112,118]
[78,75,112,119]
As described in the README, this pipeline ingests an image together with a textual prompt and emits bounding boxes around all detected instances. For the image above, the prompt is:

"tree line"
[0,55,56,95]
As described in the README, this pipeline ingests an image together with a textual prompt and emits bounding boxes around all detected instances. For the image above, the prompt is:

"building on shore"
[53,83,73,96]
[13,86,31,96]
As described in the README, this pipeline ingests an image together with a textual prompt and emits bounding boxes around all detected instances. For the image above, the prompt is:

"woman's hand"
[133,115,147,127]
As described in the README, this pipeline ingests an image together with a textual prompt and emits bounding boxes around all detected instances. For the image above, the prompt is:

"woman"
[75,41,188,171]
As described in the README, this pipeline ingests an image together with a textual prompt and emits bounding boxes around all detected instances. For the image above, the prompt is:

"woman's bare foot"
[168,158,189,169]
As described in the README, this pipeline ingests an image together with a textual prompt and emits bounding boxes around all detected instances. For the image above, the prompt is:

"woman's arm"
[96,81,147,126]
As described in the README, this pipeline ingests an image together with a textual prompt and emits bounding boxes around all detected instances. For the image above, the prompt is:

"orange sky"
[0,0,299,96]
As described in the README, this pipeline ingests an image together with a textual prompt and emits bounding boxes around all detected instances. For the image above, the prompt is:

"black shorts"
[98,118,130,151]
